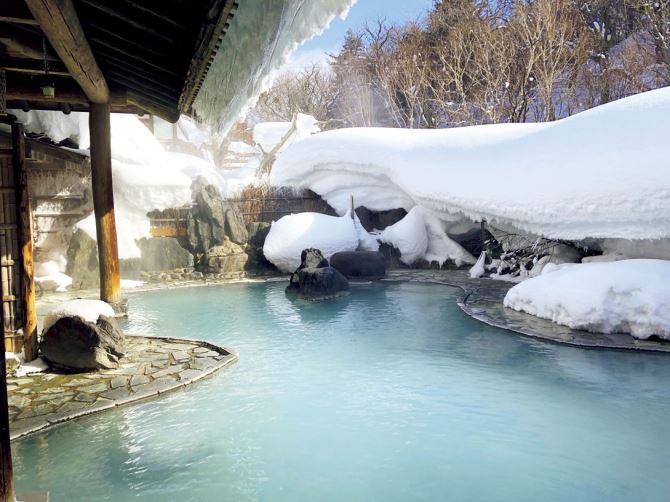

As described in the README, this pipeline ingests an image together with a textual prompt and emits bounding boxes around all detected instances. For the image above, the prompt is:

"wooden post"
[0,305,14,502]
[11,122,38,362]
[89,102,121,306]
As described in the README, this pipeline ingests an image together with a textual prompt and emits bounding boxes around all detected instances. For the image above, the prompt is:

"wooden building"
[0,1,240,500]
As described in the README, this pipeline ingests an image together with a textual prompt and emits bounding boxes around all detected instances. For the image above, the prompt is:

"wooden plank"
[89,103,121,305]
[24,0,109,104]
[11,122,37,361]
[126,92,179,124]
[0,0,38,25]
[5,73,126,107]
[179,0,237,112]
[78,0,177,44]
[0,57,70,77]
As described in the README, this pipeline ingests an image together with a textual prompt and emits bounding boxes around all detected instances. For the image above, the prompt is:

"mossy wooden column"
[89,103,121,306]
[11,122,38,361]
[0,305,14,502]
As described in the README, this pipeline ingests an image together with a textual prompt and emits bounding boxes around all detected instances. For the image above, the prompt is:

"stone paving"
[8,336,238,440]
[385,269,670,353]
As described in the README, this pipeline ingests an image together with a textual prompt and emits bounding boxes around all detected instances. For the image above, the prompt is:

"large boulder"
[186,181,248,255]
[138,237,193,272]
[66,228,99,290]
[204,237,248,273]
[330,251,386,280]
[286,248,349,300]
[40,315,125,371]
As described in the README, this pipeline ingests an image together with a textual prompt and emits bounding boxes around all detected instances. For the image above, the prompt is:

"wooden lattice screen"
[0,154,21,352]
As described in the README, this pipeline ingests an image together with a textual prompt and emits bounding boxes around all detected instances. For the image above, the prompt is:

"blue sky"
[285,0,434,71]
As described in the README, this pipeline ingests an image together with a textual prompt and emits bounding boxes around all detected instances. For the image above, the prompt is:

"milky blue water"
[12,281,670,501]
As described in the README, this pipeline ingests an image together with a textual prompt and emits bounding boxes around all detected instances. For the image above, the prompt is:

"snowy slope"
[503,260,670,340]
[272,88,670,242]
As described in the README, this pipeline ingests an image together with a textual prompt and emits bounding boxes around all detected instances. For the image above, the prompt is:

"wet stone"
[171,351,190,363]
[152,365,183,379]
[130,374,151,387]
[195,350,219,358]
[179,369,204,382]
[190,358,219,371]
[100,387,133,401]
[73,393,97,403]
[110,376,129,389]
[77,383,109,394]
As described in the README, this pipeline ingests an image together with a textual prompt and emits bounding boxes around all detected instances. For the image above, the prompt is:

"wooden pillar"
[89,103,121,306]
[11,122,38,362]
[0,305,14,502]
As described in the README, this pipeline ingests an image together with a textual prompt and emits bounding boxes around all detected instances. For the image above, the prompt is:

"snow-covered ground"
[503,259,670,340]
[272,88,670,245]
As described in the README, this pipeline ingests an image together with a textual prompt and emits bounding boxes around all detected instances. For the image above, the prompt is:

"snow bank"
[263,212,360,272]
[380,207,428,265]
[193,0,354,134]
[15,356,49,377]
[43,299,116,332]
[272,88,670,242]
[503,259,670,339]
[253,114,320,152]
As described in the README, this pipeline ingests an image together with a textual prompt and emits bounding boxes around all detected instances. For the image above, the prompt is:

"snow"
[192,0,354,134]
[15,357,49,377]
[43,299,116,332]
[469,252,486,278]
[272,87,670,243]
[503,259,670,340]
[380,207,428,265]
[36,272,73,292]
[253,113,320,152]
[263,211,360,272]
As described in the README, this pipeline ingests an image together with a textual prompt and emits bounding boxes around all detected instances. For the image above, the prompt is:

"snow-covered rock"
[380,207,428,265]
[263,212,360,272]
[253,113,320,152]
[272,87,670,244]
[43,299,115,332]
[503,259,670,340]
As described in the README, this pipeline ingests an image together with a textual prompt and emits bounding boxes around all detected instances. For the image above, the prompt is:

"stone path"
[8,336,238,440]
[385,270,670,353]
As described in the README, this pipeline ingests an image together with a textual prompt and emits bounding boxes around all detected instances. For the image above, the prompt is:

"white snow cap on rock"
[503,259,670,340]
[272,87,670,242]
[263,212,361,272]
[43,299,116,332]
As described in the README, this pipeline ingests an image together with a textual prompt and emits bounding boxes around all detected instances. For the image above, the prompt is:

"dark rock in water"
[286,248,349,299]
[378,243,408,270]
[330,251,386,280]
[186,181,248,255]
[138,237,193,272]
[355,206,407,232]
[448,227,502,258]
[300,248,329,269]
[204,237,248,273]
[66,228,100,290]
[245,222,277,274]
[40,315,125,371]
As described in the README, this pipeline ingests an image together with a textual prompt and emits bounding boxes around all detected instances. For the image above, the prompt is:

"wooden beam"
[0,57,70,77]
[5,73,127,106]
[11,122,38,362]
[24,0,109,104]
[180,0,237,113]
[89,103,121,305]
[0,0,38,25]
[0,273,12,502]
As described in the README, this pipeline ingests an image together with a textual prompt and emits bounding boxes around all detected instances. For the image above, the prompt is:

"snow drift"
[263,212,361,272]
[272,88,670,243]
[503,259,670,340]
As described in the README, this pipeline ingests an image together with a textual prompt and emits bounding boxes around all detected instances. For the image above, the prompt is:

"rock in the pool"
[330,251,386,280]
[40,316,126,371]
[286,248,349,299]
